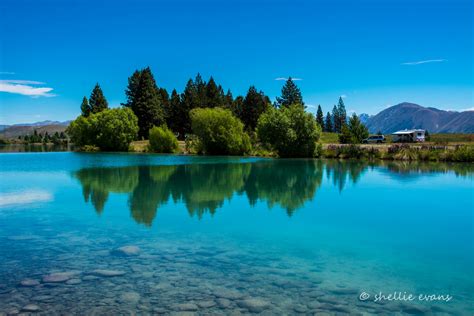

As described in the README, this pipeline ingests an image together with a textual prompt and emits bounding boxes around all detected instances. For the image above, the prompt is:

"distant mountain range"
[1,103,473,139]
[0,121,70,139]
[363,103,474,134]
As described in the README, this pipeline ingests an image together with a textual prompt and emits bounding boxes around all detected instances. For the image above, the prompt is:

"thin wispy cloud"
[0,80,56,97]
[340,94,347,98]
[402,59,446,65]
[275,77,303,81]
[0,72,15,75]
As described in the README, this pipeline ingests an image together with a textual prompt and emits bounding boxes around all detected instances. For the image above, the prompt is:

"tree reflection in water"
[73,159,473,226]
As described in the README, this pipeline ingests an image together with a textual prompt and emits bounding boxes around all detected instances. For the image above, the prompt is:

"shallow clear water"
[0,153,473,315]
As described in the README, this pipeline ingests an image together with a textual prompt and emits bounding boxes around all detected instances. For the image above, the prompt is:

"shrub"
[67,107,138,151]
[190,107,251,155]
[148,125,178,153]
[257,104,321,157]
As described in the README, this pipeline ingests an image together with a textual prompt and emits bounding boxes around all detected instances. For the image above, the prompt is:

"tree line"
[69,67,369,155]
[19,130,68,145]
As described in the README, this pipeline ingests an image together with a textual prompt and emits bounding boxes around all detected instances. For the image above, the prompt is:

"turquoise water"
[0,153,473,315]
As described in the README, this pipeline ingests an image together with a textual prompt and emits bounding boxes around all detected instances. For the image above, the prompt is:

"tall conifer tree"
[275,77,304,108]
[325,112,333,132]
[80,96,91,117]
[89,83,108,114]
[316,105,324,130]
[240,86,270,130]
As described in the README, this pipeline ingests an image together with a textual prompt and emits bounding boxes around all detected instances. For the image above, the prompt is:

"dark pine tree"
[325,112,333,132]
[89,83,108,114]
[337,96,347,130]
[206,77,224,108]
[224,89,234,109]
[179,78,198,136]
[167,89,185,137]
[124,70,141,107]
[80,96,91,117]
[194,73,207,108]
[232,96,244,119]
[275,77,304,108]
[240,86,270,131]
[316,105,324,130]
[124,67,165,138]
[332,105,340,133]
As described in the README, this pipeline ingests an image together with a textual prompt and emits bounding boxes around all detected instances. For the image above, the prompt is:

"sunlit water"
[0,153,473,315]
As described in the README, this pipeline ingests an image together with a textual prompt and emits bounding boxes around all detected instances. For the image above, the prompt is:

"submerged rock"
[197,300,216,308]
[120,291,141,304]
[90,269,126,277]
[113,245,141,256]
[216,298,232,308]
[42,271,80,283]
[21,304,41,312]
[172,303,198,311]
[66,278,82,285]
[20,279,40,287]
[237,299,270,313]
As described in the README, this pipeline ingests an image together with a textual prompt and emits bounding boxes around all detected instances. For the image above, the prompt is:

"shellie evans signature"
[359,291,453,303]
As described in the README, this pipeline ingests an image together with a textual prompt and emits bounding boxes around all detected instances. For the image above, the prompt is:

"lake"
[0,152,472,315]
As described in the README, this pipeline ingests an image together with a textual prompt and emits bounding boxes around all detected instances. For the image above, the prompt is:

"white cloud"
[306,104,317,109]
[0,80,56,97]
[0,190,53,207]
[402,59,446,65]
[275,77,303,81]
[340,94,347,98]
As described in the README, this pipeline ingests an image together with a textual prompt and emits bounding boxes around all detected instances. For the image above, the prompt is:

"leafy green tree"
[125,67,165,138]
[240,86,270,131]
[348,113,369,143]
[275,77,304,108]
[325,112,333,132]
[190,107,251,155]
[80,96,91,117]
[339,113,369,144]
[148,125,178,153]
[67,108,139,151]
[89,83,108,114]
[316,105,324,130]
[257,104,321,157]
[338,124,353,144]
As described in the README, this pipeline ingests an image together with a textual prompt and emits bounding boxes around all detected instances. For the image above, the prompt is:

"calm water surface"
[0,153,473,315]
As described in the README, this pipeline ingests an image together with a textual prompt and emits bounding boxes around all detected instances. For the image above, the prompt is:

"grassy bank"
[128,139,474,163]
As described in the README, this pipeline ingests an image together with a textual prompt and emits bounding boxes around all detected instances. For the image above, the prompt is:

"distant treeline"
[69,67,370,155]
[18,130,68,145]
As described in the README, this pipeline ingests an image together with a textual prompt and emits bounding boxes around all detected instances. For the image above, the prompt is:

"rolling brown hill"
[365,103,474,133]
[0,124,68,139]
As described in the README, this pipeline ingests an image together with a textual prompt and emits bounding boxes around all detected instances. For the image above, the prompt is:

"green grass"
[319,132,339,144]
[429,133,474,144]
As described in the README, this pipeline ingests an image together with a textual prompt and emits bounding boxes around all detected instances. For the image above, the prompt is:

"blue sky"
[0,0,472,124]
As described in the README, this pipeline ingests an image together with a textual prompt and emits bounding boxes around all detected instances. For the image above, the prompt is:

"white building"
[392,129,426,142]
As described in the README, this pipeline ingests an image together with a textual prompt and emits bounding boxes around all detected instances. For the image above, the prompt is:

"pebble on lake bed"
[42,271,80,283]
[112,245,141,256]
[90,269,126,277]
[20,279,40,287]
[21,304,41,312]
[237,299,271,313]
